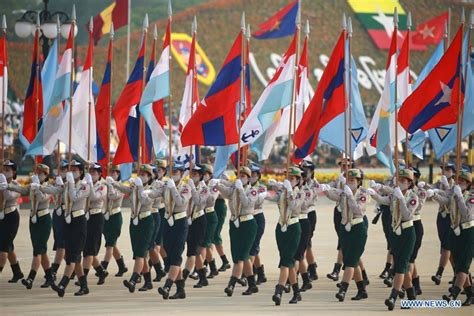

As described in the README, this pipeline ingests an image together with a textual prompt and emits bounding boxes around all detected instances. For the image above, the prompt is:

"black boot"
[336,281,349,302]
[385,289,399,311]
[21,270,37,290]
[384,269,394,287]
[74,275,89,296]
[115,257,128,277]
[163,257,170,273]
[194,268,209,288]
[51,275,70,297]
[224,276,238,297]
[351,280,368,300]
[256,265,267,285]
[443,286,461,301]
[284,281,291,293]
[289,283,302,304]
[272,284,284,306]
[300,272,312,292]
[169,279,186,299]
[95,264,108,285]
[431,266,444,285]
[308,262,318,281]
[400,287,416,309]
[152,262,166,282]
[412,276,422,295]
[139,272,153,291]
[379,262,391,279]
[362,269,370,285]
[51,263,60,280]
[8,262,24,283]
[123,272,140,293]
[236,275,248,287]
[327,263,342,281]
[182,269,190,281]
[398,287,406,299]
[188,269,199,280]
[158,278,174,299]
[40,268,54,288]
[242,275,258,295]
[218,255,231,272]
[69,271,76,280]
[101,260,109,270]
[207,260,219,279]
[462,286,473,306]
[75,269,89,286]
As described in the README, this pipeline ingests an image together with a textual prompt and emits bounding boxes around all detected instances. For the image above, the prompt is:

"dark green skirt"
[103,212,123,247]
[213,198,227,245]
[391,226,415,274]
[341,222,367,268]
[202,211,218,248]
[229,218,257,263]
[275,223,302,268]
[29,213,52,256]
[450,226,473,274]
[129,215,154,258]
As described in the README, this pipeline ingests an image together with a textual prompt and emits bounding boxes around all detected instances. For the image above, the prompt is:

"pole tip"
[56,15,60,32]
[342,13,347,29]
[461,7,465,24]
[143,14,149,30]
[444,20,448,37]
[241,12,246,30]
[154,24,158,39]
[2,14,7,30]
[348,17,353,36]
[110,22,115,38]
[470,9,474,29]
[246,23,251,39]
[168,0,173,17]
[36,13,41,28]
[71,4,77,21]
[407,11,412,29]
[193,16,197,33]
[89,16,93,33]
[296,0,301,25]
[305,19,310,36]
[393,7,399,26]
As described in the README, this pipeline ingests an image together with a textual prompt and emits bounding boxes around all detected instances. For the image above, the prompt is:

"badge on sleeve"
[469,198,474,204]
[182,188,189,194]
[306,192,311,198]
[360,196,367,202]
[251,190,257,196]
[212,187,218,193]
[409,199,417,206]
[419,191,426,199]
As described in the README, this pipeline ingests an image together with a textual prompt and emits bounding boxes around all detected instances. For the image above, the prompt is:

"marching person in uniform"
[267,167,303,305]
[368,168,419,310]
[216,166,258,297]
[51,160,91,297]
[101,165,128,277]
[0,160,25,283]
[6,164,54,289]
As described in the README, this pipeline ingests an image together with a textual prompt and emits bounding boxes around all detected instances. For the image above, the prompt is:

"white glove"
[84,173,93,186]
[433,188,440,194]
[30,182,41,191]
[453,185,463,198]
[258,192,267,200]
[426,189,434,198]
[209,179,219,187]
[0,183,8,190]
[31,214,37,224]
[0,174,6,184]
[66,172,74,184]
[133,217,139,226]
[366,188,376,196]
[267,179,277,187]
[440,175,449,188]
[417,181,426,189]
[393,187,404,200]
[343,185,353,197]
[65,214,71,224]
[167,178,176,189]
[283,179,292,193]
[55,176,64,186]
[141,190,152,198]
[369,180,381,190]
[134,177,143,187]
[234,179,243,191]
[319,184,330,192]
[188,179,196,190]
[106,176,115,185]
[31,175,40,184]
[338,173,346,185]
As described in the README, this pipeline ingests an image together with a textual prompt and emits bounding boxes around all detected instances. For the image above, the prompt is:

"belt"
[109,207,121,215]
[299,213,308,219]
[89,208,102,215]
[193,210,205,221]
[205,207,215,214]
[308,209,316,213]
[151,208,159,214]
[350,217,364,225]
[37,209,50,217]
[139,211,151,220]
[173,212,187,220]
[4,206,17,214]
[461,220,474,230]
[253,209,263,215]
[159,203,165,209]
[412,214,421,221]
[401,220,413,229]
[287,217,299,226]
[72,209,85,218]
[239,214,254,222]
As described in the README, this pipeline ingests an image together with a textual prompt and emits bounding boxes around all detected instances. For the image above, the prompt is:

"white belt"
[72,209,85,218]
[461,220,474,230]
[412,214,421,221]
[287,217,299,226]
[192,210,205,220]
[401,220,413,229]
[159,203,165,209]
[239,214,254,222]
[4,206,17,214]
[89,208,102,215]
[205,207,215,213]
[139,211,151,220]
[109,207,121,215]
[173,212,187,220]
[299,213,308,219]
[37,209,50,217]
[151,208,159,214]
[351,217,364,225]
[308,209,316,213]
[253,209,263,215]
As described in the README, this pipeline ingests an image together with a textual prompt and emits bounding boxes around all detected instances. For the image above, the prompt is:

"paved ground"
[0,198,472,315]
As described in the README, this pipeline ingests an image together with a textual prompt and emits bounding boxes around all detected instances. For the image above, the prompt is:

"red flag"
[89,0,128,45]
[412,12,448,46]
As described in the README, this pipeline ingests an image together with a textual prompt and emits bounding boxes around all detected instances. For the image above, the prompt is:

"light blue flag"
[41,39,58,113]
[377,147,396,175]
[120,163,133,181]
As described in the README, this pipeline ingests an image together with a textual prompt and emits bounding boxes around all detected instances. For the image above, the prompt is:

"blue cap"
[249,163,261,173]
[172,161,186,171]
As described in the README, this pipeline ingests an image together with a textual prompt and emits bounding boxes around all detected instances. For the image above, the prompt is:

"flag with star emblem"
[348,0,426,51]
[412,12,448,46]
[398,25,464,134]
[252,0,298,40]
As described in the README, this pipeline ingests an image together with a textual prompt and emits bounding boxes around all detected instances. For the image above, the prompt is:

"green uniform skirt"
[390,225,415,274]
[202,211,218,248]
[29,213,52,256]
[450,226,473,274]
[213,198,227,245]
[229,218,257,263]
[275,223,302,268]
[129,215,154,258]
[340,222,367,268]
[103,212,123,247]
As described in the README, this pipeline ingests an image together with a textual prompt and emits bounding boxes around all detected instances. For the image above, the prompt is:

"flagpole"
[1,15,6,175]
[303,20,309,115]
[405,13,412,165]
[67,5,76,169]
[189,17,197,170]
[292,3,302,149]
[107,23,115,176]
[56,16,61,175]
[168,0,173,176]
[342,13,349,171]
[87,17,93,162]
[237,12,246,179]
[455,11,465,183]
[126,0,131,80]
[33,15,41,169]
[393,8,400,183]
[138,15,148,171]
[348,17,353,164]
[440,21,449,167]
[467,11,473,168]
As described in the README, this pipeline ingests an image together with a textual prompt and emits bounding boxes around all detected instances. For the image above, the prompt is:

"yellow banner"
[348,0,405,14]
